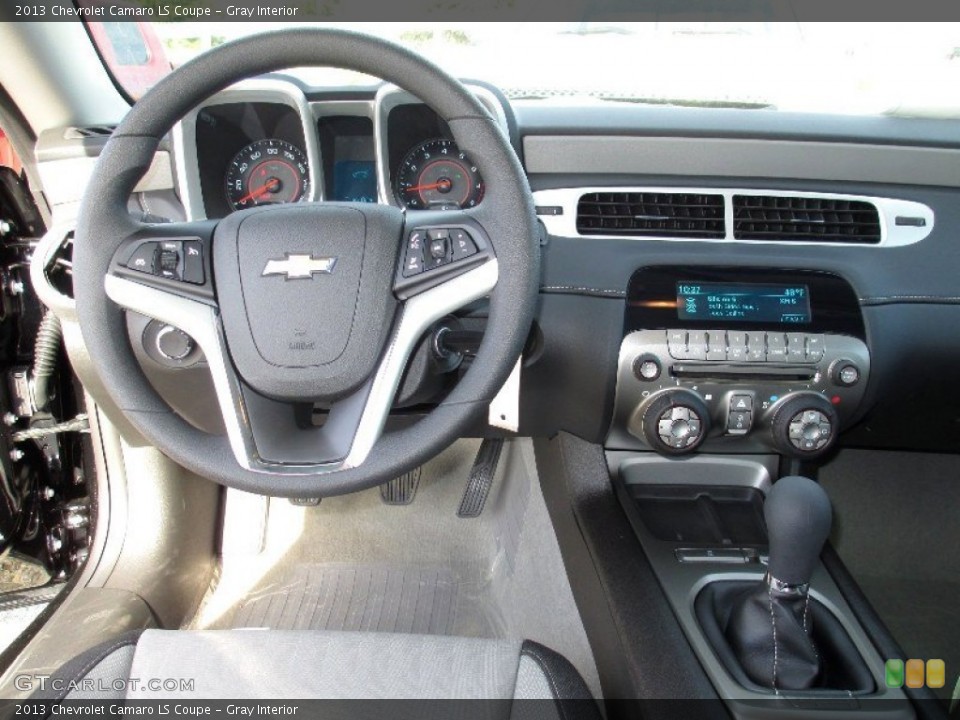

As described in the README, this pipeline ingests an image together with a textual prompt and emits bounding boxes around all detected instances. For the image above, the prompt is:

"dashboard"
[174,80,505,221]
[137,75,960,456]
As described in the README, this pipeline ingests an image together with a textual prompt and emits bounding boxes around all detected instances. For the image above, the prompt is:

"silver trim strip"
[524,134,960,189]
[104,258,498,476]
[172,79,323,221]
[533,186,934,247]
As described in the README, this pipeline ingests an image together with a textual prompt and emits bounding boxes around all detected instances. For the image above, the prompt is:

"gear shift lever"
[765,475,833,590]
[724,476,833,691]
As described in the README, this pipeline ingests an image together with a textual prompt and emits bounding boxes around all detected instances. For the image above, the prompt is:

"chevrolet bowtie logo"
[262,254,338,280]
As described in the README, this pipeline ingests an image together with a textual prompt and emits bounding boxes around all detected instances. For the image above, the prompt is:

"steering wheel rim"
[73,28,538,497]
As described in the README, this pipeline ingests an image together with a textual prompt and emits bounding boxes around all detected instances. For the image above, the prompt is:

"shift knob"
[765,476,832,587]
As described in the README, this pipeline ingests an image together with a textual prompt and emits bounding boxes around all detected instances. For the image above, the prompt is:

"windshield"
[102,22,960,118]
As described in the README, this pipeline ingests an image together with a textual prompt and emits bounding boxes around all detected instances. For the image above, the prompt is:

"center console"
[609,267,870,458]
[603,267,916,718]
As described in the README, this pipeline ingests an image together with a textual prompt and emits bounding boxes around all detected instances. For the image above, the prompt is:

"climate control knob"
[635,389,712,456]
[771,392,839,458]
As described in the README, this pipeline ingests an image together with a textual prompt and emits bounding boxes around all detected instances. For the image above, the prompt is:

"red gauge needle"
[405,180,453,193]
[237,178,279,204]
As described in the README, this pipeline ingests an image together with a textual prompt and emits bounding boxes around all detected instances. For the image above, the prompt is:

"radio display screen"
[676,282,812,324]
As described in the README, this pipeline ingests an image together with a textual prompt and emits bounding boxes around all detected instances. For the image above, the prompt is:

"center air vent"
[577,192,725,238]
[733,195,881,244]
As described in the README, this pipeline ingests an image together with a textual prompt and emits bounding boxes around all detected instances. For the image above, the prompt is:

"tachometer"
[395,138,484,210]
[225,139,310,211]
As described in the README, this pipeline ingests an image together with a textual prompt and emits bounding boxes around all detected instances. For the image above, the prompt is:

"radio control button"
[805,334,825,362]
[787,333,806,362]
[634,356,662,382]
[727,331,747,361]
[667,330,687,359]
[766,333,788,361]
[706,331,727,361]
[687,330,708,360]
[746,332,766,362]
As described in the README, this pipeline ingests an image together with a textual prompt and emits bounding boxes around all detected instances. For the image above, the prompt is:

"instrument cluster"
[188,85,496,220]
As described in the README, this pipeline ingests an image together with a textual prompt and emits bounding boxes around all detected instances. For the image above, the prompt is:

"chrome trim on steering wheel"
[104,258,498,476]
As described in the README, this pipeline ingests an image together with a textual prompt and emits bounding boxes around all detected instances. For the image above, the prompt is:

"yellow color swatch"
[925,659,945,689]
[905,659,925,688]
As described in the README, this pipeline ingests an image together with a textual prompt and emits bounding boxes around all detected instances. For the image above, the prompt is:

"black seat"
[33,629,600,713]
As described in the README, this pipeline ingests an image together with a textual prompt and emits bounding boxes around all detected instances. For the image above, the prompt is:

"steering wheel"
[73,29,538,498]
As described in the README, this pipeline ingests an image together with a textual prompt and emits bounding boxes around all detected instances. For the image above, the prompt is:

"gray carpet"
[820,449,960,706]
[189,439,601,699]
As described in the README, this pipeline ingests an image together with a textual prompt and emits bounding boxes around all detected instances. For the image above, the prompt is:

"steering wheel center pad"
[215,203,401,401]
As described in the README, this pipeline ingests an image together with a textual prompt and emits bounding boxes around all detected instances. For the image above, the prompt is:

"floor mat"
[219,563,495,637]
[188,439,601,698]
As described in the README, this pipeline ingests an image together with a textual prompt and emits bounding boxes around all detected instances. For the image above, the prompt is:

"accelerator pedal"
[458,438,504,518]
[380,466,422,505]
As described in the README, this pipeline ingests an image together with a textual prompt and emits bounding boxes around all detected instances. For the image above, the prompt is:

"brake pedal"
[458,438,503,518]
[380,467,421,505]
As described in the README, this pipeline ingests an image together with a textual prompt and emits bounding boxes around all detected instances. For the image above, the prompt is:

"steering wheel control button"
[633,354,661,382]
[156,325,195,361]
[403,231,425,277]
[403,227,480,278]
[450,229,477,261]
[182,241,205,284]
[127,242,159,274]
[158,240,183,281]
[426,230,451,269]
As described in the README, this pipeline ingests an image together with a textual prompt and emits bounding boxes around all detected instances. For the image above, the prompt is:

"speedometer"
[225,139,310,211]
[394,138,484,210]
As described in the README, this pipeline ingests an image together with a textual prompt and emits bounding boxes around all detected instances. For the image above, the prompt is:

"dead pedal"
[380,467,421,505]
[458,438,503,518]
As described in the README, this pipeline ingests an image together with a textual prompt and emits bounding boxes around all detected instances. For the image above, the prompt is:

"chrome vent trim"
[732,194,880,244]
[535,187,934,248]
[577,191,725,238]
